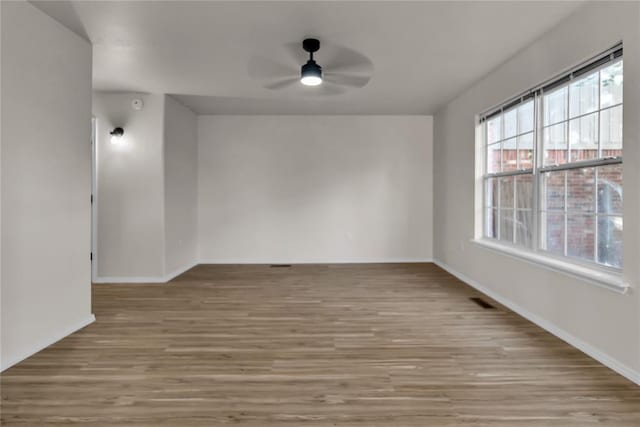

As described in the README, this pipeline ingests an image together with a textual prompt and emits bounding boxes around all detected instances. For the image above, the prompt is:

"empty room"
[2,0,640,425]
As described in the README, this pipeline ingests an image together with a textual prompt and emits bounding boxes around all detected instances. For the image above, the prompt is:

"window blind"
[479,43,622,123]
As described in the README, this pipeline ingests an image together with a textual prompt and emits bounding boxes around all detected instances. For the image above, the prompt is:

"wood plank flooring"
[2,263,639,425]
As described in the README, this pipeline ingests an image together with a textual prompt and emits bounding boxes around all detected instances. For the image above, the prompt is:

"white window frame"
[475,44,627,293]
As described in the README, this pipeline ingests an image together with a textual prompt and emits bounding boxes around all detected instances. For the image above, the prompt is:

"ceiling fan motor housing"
[303,38,320,53]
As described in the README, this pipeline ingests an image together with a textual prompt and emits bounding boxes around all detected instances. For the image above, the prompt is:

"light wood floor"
[2,263,639,426]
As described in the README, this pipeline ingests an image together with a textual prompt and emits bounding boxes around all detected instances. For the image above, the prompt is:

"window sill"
[470,238,630,294]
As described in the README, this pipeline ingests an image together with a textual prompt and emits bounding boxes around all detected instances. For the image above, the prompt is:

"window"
[481,45,623,270]
[484,98,535,248]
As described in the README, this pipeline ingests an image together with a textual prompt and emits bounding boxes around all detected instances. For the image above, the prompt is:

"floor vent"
[270,264,292,268]
[470,297,496,309]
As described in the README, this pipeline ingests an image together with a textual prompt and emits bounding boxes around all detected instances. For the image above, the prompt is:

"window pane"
[487,116,502,144]
[544,86,567,126]
[597,164,622,215]
[487,142,501,173]
[567,167,595,213]
[543,122,567,166]
[485,177,498,209]
[569,72,598,118]
[518,100,534,134]
[600,105,622,154]
[600,60,623,108]
[517,133,534,169]
[502,138,517,172]
[567,214,595,262]
[504,108,517,139]
[499,176,514,210]
[569,112,598,162]
[500,209,514,243]
[486,208,498,238]
[516,209,533,248]
[516,174,533,210]
[542,211,565,255]
[597,215,622,268]
[542,171,565,211]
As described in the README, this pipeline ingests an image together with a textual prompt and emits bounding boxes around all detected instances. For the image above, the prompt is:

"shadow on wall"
[30,1,89,40]
[168,94,407,115]
[169,94,343,116]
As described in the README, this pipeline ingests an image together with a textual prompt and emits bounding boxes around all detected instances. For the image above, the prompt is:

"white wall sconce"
[110,127,124,144]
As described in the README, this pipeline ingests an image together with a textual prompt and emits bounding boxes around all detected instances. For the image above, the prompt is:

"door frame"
[91,116,98,282]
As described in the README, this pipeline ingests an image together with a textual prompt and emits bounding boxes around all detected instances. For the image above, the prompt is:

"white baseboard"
[93,260,433,283]
[93,261,198,284]
[432,259,640,386]
[1,314,96,372]
[93,276,166,284]
[198,258,434,264]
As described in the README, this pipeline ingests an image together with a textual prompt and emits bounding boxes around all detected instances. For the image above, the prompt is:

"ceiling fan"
[248,38,374,95]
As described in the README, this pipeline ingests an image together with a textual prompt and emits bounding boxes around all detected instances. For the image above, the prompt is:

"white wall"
[433,1,640,382]
[1,1,94,370]
[92,93,166,280]
[198,116,433,263]
[92,94,198,281]
[164,96,198,275]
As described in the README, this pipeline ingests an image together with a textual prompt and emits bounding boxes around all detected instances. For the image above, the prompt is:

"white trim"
[91,116,98,282]
[93,275,167,284]
[471,238,628,293]
[432,258,640,386]
[1,314,96,372]
[160,95,168,283]
[93,261,197,284]
[197,258,434,265]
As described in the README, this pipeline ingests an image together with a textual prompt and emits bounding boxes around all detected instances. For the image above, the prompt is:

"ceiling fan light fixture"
[301,60,322,86]
[300,38,322,86]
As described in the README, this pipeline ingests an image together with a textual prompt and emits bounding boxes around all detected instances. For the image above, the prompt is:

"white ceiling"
[32,1,584,115]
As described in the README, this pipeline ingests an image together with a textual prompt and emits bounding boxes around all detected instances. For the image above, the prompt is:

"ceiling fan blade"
[264,78,299,90]
[248,55,297,80]
[282,41,307,66]
[322,45,374,75]
[323,73,371,88]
